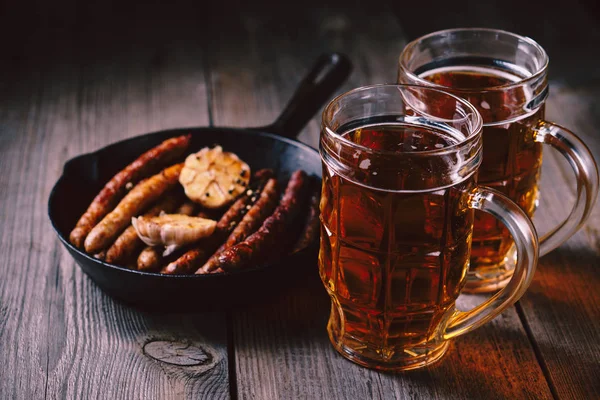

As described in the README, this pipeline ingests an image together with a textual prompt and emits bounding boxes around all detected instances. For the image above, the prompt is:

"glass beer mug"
[319,84,538,371]
[398,28,599,292]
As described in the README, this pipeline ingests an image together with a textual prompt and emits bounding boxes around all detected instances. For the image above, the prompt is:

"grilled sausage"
[160,193,250,274]
[176,200,199,216]
[292,186,320,253]
[69,135,191,248]
[197,178,279,274]
[137,246,164,272]
[105,191,185,265]
[84,163,184,254]
[252,168,274,182]
[162,170,274,275]
[196,169,275,221]
[216,170,309,272]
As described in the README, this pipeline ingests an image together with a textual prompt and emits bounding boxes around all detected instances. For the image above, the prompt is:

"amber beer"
[421,66,543,279]
[320,124,474,366]
[399,29,599,292]
[319,84,538,371]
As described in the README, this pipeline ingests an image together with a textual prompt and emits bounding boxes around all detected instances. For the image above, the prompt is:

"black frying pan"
[48,53,351,310]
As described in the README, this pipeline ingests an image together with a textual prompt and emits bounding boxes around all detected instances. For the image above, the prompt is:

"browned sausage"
[196,178,279,274]
[84,163,184,253]
[252,168,275,182]
[162,170,274,275]
[106,220,154,265]
[160,193,250,274]
[69,135,191,248]
[176,200,199,216]
[105,191,185,265]
[196,211,211,219]
[292,186,320,253]
[216,170,309,272]
[137,247,164,272]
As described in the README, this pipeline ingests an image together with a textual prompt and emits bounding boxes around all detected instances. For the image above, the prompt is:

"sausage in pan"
[105,191,184,265]
[176,200,199,216]
[133,199,203,270]
[216,170,309,272]
[84,163,184,254]
[197,178,279,274]
[162,170,274,275]
[137,247,164,272]
[291,186,320,253]
[69,135,191,248]
[160,196,249,274]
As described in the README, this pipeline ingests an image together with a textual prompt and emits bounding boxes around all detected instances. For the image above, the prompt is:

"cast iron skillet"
[48,53,351,310]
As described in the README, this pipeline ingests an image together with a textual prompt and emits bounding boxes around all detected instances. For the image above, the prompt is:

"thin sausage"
[160,193,250,274]
[105,191,184,265]
[216,170,309,272]
[292,186,320,253]
[69,135,191,248]
[196,178,279,274]
[84,163,184,253]
[197,169,274,221]
[137,247,164,272]
[176,200,199,216]
[162,170,274,275]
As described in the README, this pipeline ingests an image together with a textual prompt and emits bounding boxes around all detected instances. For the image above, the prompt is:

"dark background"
[1,0,599,87]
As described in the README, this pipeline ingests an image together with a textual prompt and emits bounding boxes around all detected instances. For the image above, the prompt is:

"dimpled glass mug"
[319,84,538,371]
[398,28,599,293]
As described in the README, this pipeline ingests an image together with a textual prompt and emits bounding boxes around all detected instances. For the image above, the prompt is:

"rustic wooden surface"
[0,0,598,399]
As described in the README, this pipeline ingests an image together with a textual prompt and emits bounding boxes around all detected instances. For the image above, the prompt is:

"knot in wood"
[143,340,211,366]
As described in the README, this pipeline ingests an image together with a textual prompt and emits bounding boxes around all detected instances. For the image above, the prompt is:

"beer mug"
[398,28,599,292]
[319,84,538,371]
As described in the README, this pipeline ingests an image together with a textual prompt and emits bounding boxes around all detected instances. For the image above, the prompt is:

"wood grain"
[231,283,553,400]
[1,0,598,398]
[515,83,600,399]
[207,3,552,399]
[392,4,600,398]
[0,2,230,399]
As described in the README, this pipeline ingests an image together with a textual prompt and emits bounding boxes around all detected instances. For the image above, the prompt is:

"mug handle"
[534,121,599,256]
[443,187,538,340]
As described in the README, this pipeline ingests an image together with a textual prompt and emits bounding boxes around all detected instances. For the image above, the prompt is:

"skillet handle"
[257,53,352,139]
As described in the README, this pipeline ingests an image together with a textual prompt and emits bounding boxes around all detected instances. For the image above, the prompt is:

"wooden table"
[1,1,598,399]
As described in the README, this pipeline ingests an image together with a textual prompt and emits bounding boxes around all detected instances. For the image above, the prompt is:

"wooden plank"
[207,3,405,147]
[0,3,230,399]
[207,3,553,399]
[515,83,600,400]
[232,285,553,400]
[392,3,600,397]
